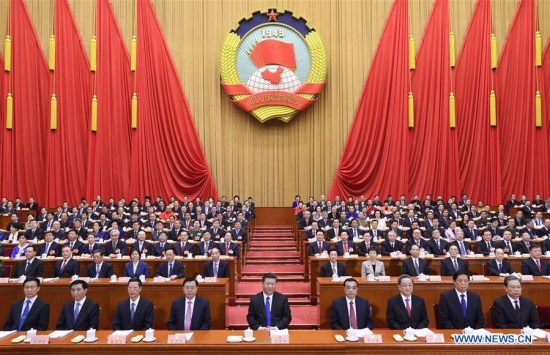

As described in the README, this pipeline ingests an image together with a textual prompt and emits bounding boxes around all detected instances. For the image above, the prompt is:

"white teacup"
[71,274,79,281]
[139,274,146,282]
[462,327,474,335]
[418,273,427,281]
[244,328,253,339]
[86,328,96,340]
[145,328,155,340]
[403,327,415,339]
[521,326,533,335]
[110,275,117,282]
[346,328,358,340]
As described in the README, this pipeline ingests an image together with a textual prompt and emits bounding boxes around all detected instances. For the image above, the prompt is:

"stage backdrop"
[0,0,549,206]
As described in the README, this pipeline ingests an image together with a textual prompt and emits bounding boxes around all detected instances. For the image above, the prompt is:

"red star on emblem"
[267,9,278,22]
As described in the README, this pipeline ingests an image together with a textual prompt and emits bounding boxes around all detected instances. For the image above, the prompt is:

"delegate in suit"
[113,278,155,330]
[331,278,373,329]
[167,278,211,330]
[491,276,539,329]
[3,277,50,331]
[386,275,429,329]
[56,280,100,330]
[14,246,44,278]
[202,248,230,278]
[438,271,485,329]
[247,273,292,330]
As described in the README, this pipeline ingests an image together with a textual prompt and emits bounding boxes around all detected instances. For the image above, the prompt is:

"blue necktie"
[459,243,466,255]
[74,302,81,322]
[498,263,502,273]
[19,300,31,330]
[168,263,172,277]
[460,294,467,318]
[130,303,135,321]
[265,297,271,327]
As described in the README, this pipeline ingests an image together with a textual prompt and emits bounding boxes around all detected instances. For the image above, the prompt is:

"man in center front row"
[438,271,484,329]
[167,278,211,330]
[113,278,155,330]
[331,278,373,330]
[247,273,292,330]
[386,275,429,329]
[491,275,539,329]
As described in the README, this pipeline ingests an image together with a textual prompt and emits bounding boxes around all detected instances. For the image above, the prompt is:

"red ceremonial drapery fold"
[85,0,133,201]
[496,0,549,199]
[0,54,10,193]
[408,0,460,198]
[129,0,218,201]
[455,0,502,205]
[328,0,409,200]
[1,0,50,202]
[44,0,92,206]
[543,40,550,183]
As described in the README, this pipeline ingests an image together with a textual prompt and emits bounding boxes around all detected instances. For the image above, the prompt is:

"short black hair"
[23,277,40,288]
[128,277,143,287]
[503,275,521,287]
[343,277,358,287]
[452,271,470,281]
[262,273,277,282]
[70,280,89,290]
[183,277,198,287]
[529,244,541,252]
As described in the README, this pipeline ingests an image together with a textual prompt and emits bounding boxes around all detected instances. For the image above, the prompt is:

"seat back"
[538,305,550,328]
[433,304,441,329]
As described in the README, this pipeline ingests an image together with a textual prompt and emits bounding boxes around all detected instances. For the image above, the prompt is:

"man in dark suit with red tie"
[491,276,539,328]
[308,231,330,256]
[247,273,292,330]
[331,278,373,329]
[521,245,550,276]
[334,231,355,256]
[219,232,239,258]
[357,233,374,256]
[52,245,80,278]
[386,275,429,329]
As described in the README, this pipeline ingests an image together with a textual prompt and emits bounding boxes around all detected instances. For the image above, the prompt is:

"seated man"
[203,247,230,278]
[440,245,469,276]
[56,280,100,330]
[308,231,330,256]
[320,250,348,277]
[381,230,403,256]
[401,244,429,276]
[449,229,471,256]
[154,249,184,279]
[103,230,127,257]
[15,245,44,278]
[521,245,550,276]
[167,278,211,330]
[334,231,355,256]
[477,230,497,256]
[331,278,373,329]
[112,278,155,330]
[405,228,427,255]
[438,271,484,329]
[86,250,114,278]
[219,232,239,258]
[515,232,537,255]
[386,275,429,329]
[491,275,539,329]
[3,277,50,331]
[247,273,291,330]
[486,248,514,276]
[52,245,80,278]
[174,231,195,257]
[38,231,60,257]
[425,230,448,256]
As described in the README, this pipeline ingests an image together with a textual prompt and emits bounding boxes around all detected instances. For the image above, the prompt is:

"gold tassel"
[4,35,11,71]
[490,33,497,69]
[449,32,456,68]
[535,31,542,67]
[49,35,56,71]
[535,91,542,127]
[90,36,97,72]
[131,35,137,71]
[490,90,497,126]
[131,93,138,128]
[409,35,415,70]
[449,92,456,128]
[50,94,57,130]
[408,92,415,128]
[6,93,13,129]
[91,95,98,131]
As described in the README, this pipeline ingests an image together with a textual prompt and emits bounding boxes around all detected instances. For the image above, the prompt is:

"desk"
[0,278,227,330]
[0,329,548,354]
[3,257,237,300]
[317,276,550,329]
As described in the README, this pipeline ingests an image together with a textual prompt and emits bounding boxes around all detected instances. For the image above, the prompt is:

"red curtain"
[44,0,92,206]
[496,0,549,199]
[328,0,409,200]
[543,39,550,185]
[0,54,9,194]
[0,0,50,203]
[455,0,502,204]
[129,0,218,201]
[85,0,133,201]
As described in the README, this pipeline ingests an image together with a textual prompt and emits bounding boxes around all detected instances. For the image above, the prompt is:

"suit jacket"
[15,258,44,278]
[515,241,536,255]
[56,298,100,330]
[103,240,127,256]
[425,238,448,256]
[38,242,60,257]
[543,238,550,254]
[167,296,211,330]
[496,240,518,255]
[246,291,291,330]
[347,228,364,240]
[219,242,239,258]
[330,296,373,330]
[334,240,356,256]
[155,260,184,279]
[123,261,150,278]
[440,257,469,276]
[320,262,348,277]
[357,241,376,256]
[203,260,230,278]
[24,228,43,241]
[112,297,155,330]
[386,294,429,329]
[450,240,472,255]
[86,262,114,278]
[401,257,429,276]
[152,242,171,257]
[486,259,514,276]
[308,241,330,256]
[327,228,342,241]
[52,258,80,278]
[132,241,154,255]
[381,240,403,256]
[174,241,195,256]
[79,243,102,256]
[231,229,247,243]
[521,258,550,276]
[66,241,85,256]
[491,295,539,329]
[197,241,216,256]
[361,260,385,277]
[405,239,427,254]
[477,240,498,256]
[438,290,485,329]
[3,298,50,331]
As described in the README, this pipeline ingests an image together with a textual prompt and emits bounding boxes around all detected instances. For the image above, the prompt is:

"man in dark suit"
[308,231,330,256]
[331,278,373,329]
[56,280,100,330]
[15,246,44,278]
[231,222,247,244]
[405,229,427,255]
[462,220,478,240]
[38,231,60,257]
[386,275,429,329]
[113,278,155,330]
[438,271,485,329]
[425,230,448,256]
[477,230,497,256]
[334,231,356,256]
[153,232,171,257]
[197,232,217,257]
[79,234,102,256]
[327,219,342,241]
[203,247,230,278]
[174,231,195,257]
[440,245,469,276]
[87,250,114,278]
[401,244,429,276]
[450,229,471,256]
[515,232,537,255]
[132,230,154,256]
[103,230,127,257]
[3,277,50,331]
[320,250,348,277]
[24,220,43,241]
[65,230,84,256]
[521,245,550,276]
[167,278,211,330]
[155,249,185,279]
[247,273,292,330]
[52,245,80,278]
[486,248,514,276]
[357,233,375,256]
[381,231,403,256]
[496,231,518,255]
[492,276,539,329]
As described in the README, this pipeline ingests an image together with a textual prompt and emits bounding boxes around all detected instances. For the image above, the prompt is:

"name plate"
[79,277,91,283]
[107,335,127,344]
[117,277,130,283]
[429,275,442,282]
[426,333,445,343]
[378,276,391,282]
[270,334,290,344]
[521,275,534,281]
[471,275,485,281]
[363,334,382,343]
[30,335,50,344]
[167,334,187,344]
[0,278,9,284]
[204,277,217,283]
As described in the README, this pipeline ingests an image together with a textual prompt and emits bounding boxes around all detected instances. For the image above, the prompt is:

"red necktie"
[405,298,411,317]
[319,243,323,253]
[343,243,348,253]
[225,243,229,256]
[536,260,542,273]
[349,301,358,329]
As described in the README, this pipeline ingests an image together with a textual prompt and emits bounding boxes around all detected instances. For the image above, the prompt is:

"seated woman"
[124,249,149,278]
[11,235,30,258]
[91,222,107,241]
[361,247,386,277]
